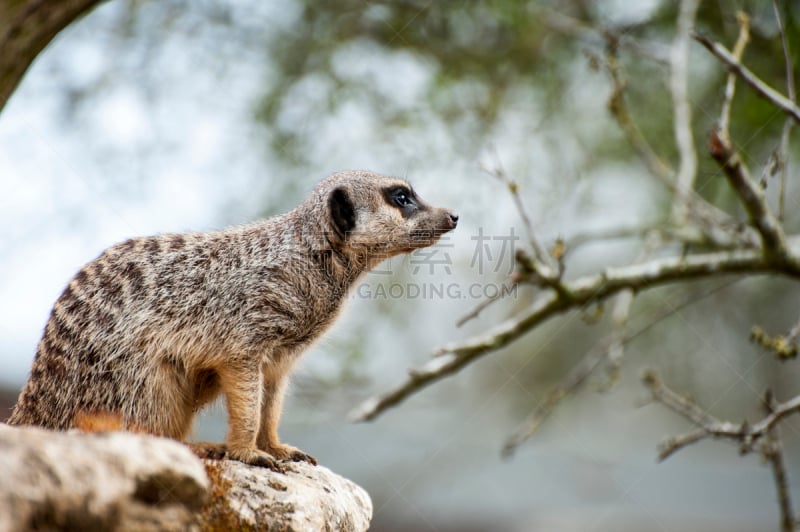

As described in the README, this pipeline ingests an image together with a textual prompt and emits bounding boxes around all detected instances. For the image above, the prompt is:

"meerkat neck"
[287,203,370,289]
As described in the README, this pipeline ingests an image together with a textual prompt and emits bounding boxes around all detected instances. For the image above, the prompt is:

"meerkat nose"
[448,213,459,226]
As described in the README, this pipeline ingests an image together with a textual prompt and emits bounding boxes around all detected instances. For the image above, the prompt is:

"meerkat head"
[318,171,458,265]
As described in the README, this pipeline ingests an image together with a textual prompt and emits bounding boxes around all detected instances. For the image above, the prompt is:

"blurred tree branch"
[771,0,796,222]
[601,34,750,249]
[639,370,800,460]
[692,32,800,125]
[351,241,800,422]
[669,0,699,224]
[352,5,800,527]
[353,0,800,416]
[480,152,559,282]
[643,371,797,531]
[0,0,102,113]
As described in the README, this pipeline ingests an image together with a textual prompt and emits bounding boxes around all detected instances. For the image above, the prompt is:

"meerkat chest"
[240,267,346,349]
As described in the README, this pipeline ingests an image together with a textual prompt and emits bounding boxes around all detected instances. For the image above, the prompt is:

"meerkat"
[8,170,458,469]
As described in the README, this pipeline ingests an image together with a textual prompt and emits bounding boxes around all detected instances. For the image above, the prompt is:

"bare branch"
[753,395,800,438]
[693,32,800,124]
[670,0,701,223]
[601,42,748,247]
[708,129,791,262]
[456,281,515,328]
[642,370,800,456]
[642,370,725,435]
[657,429,707,461]
[644,372,800,528]
[502,339,609,457]
[479,156,557,279]
[712,9,780,256]
[772,0,796,221]
[604,44,673,184]
[765,438,795,532]
[704,10,794,266]
[718,12,750,136]
[605,287,634,384]
[351,242,800,422]
[773,1,797,104]
[602,238,659,388]
[789,319,800,347]
[777,119,794,224]
[763,390,796,532]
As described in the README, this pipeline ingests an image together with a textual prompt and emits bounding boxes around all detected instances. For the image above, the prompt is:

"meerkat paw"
[228,446,287,472]
[266,443,318,465]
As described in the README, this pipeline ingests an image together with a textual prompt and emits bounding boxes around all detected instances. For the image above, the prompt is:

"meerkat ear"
[328,187,356,239]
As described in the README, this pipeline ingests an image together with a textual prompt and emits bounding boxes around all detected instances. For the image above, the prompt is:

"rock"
[0,423,210,531]
[200,459,373,531]
[0,423,372,531]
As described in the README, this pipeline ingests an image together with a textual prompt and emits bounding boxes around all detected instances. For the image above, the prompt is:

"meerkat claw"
[229,447,287,473]
[289,450,317,465]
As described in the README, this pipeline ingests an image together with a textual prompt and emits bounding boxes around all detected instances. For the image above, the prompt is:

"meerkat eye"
[393,189,414,208]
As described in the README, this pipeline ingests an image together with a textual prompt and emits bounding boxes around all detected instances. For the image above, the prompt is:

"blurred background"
[2,1,800,530]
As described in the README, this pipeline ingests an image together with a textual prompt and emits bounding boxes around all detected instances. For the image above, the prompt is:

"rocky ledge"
[0,423,372,531]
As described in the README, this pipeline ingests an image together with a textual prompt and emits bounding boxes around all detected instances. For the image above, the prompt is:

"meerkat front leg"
[257,374,317,465]
[217,364,285,471]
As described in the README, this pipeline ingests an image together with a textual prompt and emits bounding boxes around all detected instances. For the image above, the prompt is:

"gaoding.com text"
[352,282,518,300]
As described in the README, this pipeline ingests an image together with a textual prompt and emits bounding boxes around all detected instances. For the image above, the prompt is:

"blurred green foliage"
[255,0,800,180]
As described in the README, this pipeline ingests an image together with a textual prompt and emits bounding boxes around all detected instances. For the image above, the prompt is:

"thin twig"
[777,122,794,225]
[765,439,794,532]
[644,373,799,529]
[502,339,610,457]
[789,319,800,345]
[763,390,796,532]
[605,287,634,385]
[772,0,795,222]
[456,282,514,328]
[705,14,794,264]
[709,129,791,262]
[603,235,661,387]
[657,429,707,461]
[718,12,750,136]
[670,0,701,223]
[479,154,556,278]
[642,370,800,455]
[604,41,672,182]
[773,1,797,106]
[601,42,748,247]
[693,32,800,124]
